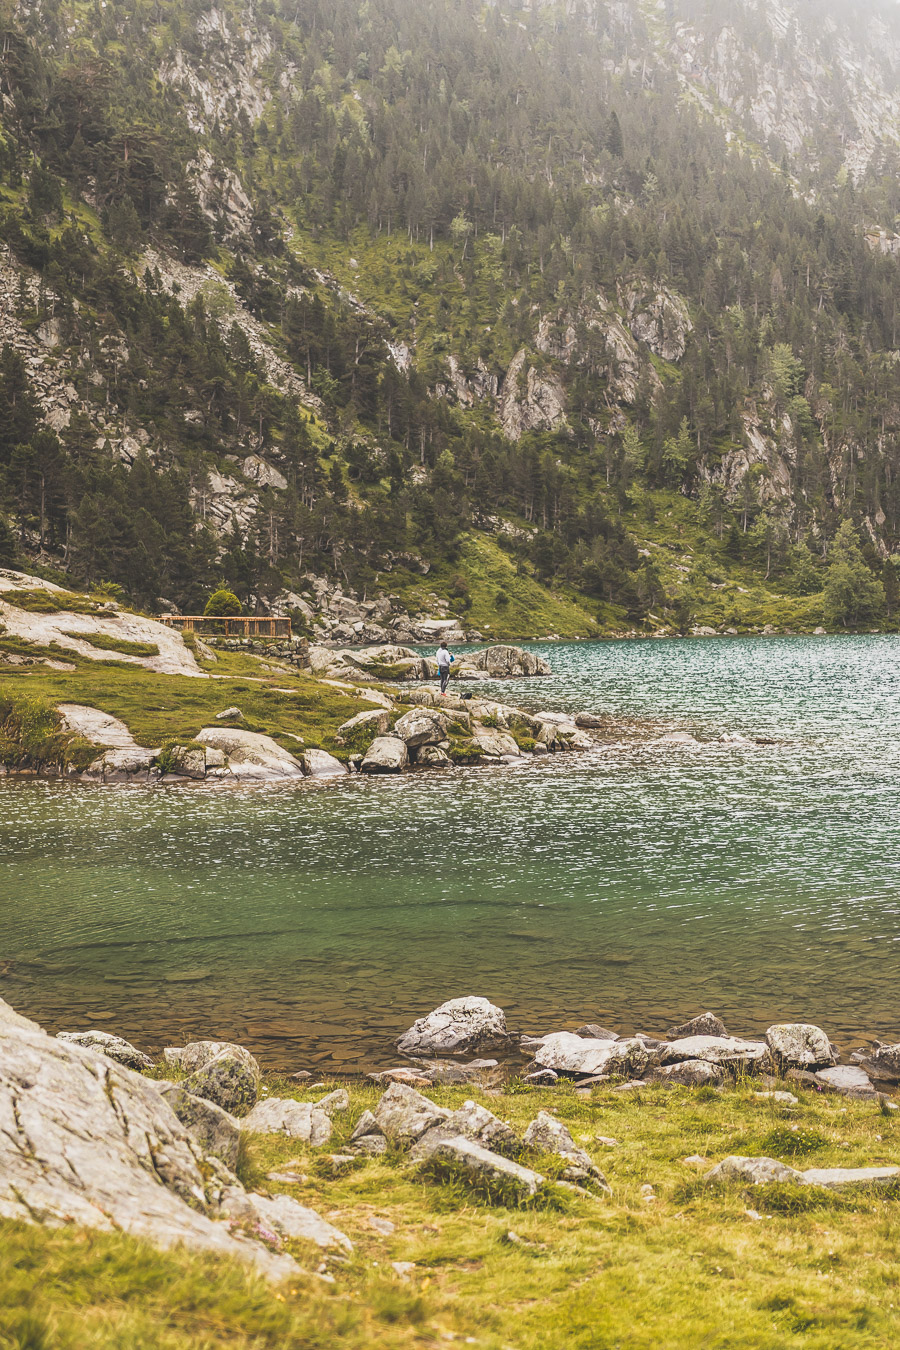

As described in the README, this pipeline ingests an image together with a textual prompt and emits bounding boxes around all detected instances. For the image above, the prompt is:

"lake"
[2,634,899,1071]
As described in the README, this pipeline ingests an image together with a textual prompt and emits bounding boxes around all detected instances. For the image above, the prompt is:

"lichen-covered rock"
[533,1032,650,1079]
[337,709,391,740]
[467,645,551,677]
[317,1088,350,1116]
[347,1109,387,1155]
[705,1156,803,1185]
[812,1066,878,1098]
[396,996,510,1056]
[523,1110,610,1190]
[851,1042,900,1084]
[393,709,451,748]
[765,1023,836,1070]
[183,1052,260,1117]
[56,1030,153,1072]
[360,735,408,773]
[415,745,451,767]
[498,349,567,441]
[179,1040,259,1075]
[667,1012,727,1040]
[240,1098,332,1145]
[155,1083,241,1168]
[193,728,304,779]
[373,1082,449,1142]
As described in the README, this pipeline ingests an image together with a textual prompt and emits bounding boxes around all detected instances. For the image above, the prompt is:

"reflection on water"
[2,635,900,1070]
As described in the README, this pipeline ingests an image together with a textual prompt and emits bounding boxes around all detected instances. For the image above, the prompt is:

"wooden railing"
[160,615,292,638]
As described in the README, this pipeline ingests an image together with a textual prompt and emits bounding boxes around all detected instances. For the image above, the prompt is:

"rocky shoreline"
[4,992,900,1287]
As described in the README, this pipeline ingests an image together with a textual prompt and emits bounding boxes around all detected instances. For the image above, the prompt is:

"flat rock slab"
[814,1066,877,1097]
[705,1156,803,1185]
[660,1035,768,1067]
[801,1167,900,1190]
[219,1188,352,1250]
[194,728,305,779]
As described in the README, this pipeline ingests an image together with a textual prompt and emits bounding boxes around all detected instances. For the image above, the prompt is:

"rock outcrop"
[192,728,305,780]
[56,1030,153,1071]
[0,997,347,1280]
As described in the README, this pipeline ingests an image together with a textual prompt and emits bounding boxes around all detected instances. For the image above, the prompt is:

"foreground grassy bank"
[4,1075,900,1349]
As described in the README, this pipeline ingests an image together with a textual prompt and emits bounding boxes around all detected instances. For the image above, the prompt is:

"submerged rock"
[56,1029,152,1072]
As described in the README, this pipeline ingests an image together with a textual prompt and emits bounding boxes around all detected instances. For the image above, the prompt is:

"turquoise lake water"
[2,635,899,1070]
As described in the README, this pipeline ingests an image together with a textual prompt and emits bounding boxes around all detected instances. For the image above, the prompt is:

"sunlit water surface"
[2,635,900,1070]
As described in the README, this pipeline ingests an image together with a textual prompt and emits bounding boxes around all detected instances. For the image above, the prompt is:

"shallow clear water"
[2,635,900,1070]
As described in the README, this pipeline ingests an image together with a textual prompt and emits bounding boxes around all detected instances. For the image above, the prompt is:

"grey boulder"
[659,1035,768,1069]
[419,1135,546,1198]
[218,1188,352,1251]
[812,1066,878,1099]
[155,1082,241,1168]
[240,1098,332,1145]
[411,1099,520,1161]
[301,748,347,777]
[649,1060,724,1087]
[396,996,510,1056]
[523,1110,610,1190]
[801,1167,900,1190]
[765,1023,836,1070]
[347,1109,387,1155]
[177,1041,260,1076]
[393,709,450,748]
[851,1042,900,1084]
[373,1081,449,1142]
[533,1032,650,1079]
[56,1030,153,1072]
[360,735,408,773]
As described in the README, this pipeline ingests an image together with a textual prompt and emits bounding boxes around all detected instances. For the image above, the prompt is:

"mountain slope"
[0,0,898,633]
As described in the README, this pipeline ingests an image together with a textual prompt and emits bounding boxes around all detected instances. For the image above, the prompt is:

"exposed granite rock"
[0,997,306,1279]
[800,1167,900,1190]
[300,748,347,778]
[396,997,511,1057]
[659,1035,768,1069]
[498,349,567,441]
[218,1188,352,1251]
[705,1156,803,1185]
[178,1041,259,1075]
[360,735,408,773]
[418,1134,546,1198]
[56,1030,153,1072]
[649,1060,725,1087]
[850,1042,900,1084]
[467,645,551,678]
[192,728,305,780]
[372,1082,450,1142]
[410,1100,520,1161]
[336,709,391,739]
[393,708,451,748]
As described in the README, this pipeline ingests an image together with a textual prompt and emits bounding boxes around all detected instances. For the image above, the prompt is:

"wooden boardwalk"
[160,615,292,638]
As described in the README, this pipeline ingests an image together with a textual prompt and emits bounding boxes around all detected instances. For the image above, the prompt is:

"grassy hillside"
[3,1073,899,1349]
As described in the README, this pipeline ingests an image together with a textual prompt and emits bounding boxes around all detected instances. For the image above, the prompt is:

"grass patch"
[61,630,160,657]
[1,587,102,614]
[0,686,99,771]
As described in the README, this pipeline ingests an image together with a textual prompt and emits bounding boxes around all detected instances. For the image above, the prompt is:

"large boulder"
[396,997,511,1056]
[765,1023,836,1070]
[393,709,450,748]
[471,726,520,758]
[56,1030,152,1071]
[705,1156,803,1185]
[533,1032,650,1079]
[373,1082,449,1143]
[240,1098,332,1145]
[182,1052,260,1117]
[218,1189,352,1251]
[0,996,329,1280]
[649,1060,725,1087]
[337,709,391,740]
[155,1083,241,1169]
[193,728,304,780]
[419,1135,546,1199]
[360,735,408,773]
[523,1110,609,1189]
[467,645,551,678]
[174,1041,259,1075]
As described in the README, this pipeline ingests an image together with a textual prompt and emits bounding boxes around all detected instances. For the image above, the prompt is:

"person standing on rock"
[436,641,454,695]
